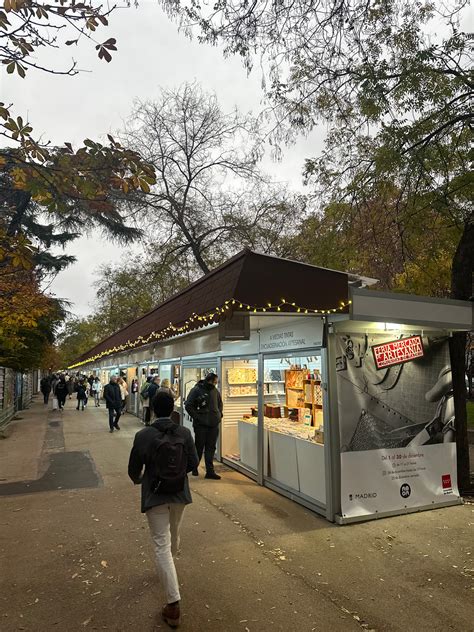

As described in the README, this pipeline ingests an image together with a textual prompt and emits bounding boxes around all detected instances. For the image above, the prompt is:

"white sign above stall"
[259,319,323,352]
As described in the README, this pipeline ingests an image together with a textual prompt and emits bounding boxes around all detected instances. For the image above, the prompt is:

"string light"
[68,297,352,368]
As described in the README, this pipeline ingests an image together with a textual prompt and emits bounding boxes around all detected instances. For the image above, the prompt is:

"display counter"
[239,417,326,504]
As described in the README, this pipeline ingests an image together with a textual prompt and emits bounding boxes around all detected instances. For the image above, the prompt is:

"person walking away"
[92,377,102,407]
[159,379,176,399]
[88,374,94,394]
[185,373,223,480]
[159,379,179,424]
[66,375,75,400]
[117,377,128,414]
[76,381,88,411]
[103,376,122,432]
[140,376,154,425]
[40,375,51,405]
[83,379,90,408]
[128,391,198,628]
[54,376,68,411]
[50,373,59,395]
[147,375,161,422]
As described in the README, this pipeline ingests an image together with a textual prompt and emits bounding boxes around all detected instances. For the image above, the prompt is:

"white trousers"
[146,503,185,604]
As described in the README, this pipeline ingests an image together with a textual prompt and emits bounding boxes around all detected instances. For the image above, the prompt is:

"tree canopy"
[0,0,156,369]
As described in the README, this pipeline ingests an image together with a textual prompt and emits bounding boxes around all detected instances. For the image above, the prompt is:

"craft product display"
[226,367,285,397]
[240,415,323,444]
[227,367,257,384]
[229,384,258,396]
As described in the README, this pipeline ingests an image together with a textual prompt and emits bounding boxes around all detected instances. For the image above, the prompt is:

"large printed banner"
[335,333,459,520]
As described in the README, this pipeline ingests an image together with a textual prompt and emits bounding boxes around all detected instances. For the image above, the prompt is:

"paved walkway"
[0,397,473,632]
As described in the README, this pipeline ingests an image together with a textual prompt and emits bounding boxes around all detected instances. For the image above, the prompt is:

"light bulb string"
[68,297,352,368]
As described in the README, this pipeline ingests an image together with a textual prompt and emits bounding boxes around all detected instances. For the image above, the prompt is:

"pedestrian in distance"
[88,374,94,394]
[128,391,199,629]
[185,373,223,480]
[76,381,88,411]
[50,373,59,395]
[54,375,68,411]
[159,379,176,399]
[103,376,122,432]
[92,377,102,407]
[83,379,90,408]
[147,375,161,422]
[66,374,74,400]
[40,375,51,405]
[117,376,128,414]
[160,379,179,424]
[140,376,154,426]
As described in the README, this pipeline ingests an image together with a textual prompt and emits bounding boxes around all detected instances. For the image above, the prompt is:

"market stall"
[69,250,473,523]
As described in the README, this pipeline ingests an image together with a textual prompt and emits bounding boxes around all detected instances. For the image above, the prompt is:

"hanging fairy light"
[68,297,352,368]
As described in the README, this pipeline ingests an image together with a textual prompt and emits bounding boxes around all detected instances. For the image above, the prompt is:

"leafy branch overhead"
[0,0,156,369]
[0,102,156,214]
[0,0,120,77]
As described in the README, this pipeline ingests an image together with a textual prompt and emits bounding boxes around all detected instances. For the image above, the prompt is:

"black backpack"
[149,425,187,494]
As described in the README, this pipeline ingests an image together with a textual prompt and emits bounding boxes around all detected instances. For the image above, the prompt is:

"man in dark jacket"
[128,391,198,629]
[40,375,51,404]
[54,376,68,410]
[185,373,223,480]
[103,376,122,432]
[146,375,161,413]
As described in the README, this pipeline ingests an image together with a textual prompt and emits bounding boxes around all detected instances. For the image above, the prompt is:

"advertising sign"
[335,333,459,520]
[372,335,424,369]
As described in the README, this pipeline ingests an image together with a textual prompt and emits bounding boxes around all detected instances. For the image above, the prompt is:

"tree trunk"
[449,218,473,493]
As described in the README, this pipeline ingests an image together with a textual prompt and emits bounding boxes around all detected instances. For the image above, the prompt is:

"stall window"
[260,354,326,504]
[221,357,259,472]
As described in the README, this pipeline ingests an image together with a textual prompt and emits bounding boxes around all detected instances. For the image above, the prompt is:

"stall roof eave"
[349,287,474,330]
[71,250,352,367]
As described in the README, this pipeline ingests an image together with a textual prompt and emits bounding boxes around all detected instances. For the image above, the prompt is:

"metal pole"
[323,322,342,522]
[257,350,264,486]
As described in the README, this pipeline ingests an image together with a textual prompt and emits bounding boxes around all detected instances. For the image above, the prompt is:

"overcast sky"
[5,2,325,317]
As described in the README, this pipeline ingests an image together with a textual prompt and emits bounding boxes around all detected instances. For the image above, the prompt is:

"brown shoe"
[162,603,180,628]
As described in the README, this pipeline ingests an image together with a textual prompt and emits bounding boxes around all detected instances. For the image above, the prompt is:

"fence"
[0,368,37,437]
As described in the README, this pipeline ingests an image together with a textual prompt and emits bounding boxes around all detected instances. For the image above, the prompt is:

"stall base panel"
[238,420,258,471]
[296,439,326,504]
[268,431,299,491]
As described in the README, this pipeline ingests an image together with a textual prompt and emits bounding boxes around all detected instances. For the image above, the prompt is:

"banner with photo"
[335,332,460,520]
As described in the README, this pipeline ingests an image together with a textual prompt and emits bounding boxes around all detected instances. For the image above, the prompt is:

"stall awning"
[71,250,356,367]
[349,287,474,330]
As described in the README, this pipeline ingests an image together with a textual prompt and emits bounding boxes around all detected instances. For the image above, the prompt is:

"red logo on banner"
[442,474,452,490]
[372,335,424,370]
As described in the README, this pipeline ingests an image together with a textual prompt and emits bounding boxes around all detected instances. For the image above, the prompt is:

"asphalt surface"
[0,398,473,632]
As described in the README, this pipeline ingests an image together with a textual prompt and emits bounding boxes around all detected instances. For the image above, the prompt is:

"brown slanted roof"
[73,249,351,366]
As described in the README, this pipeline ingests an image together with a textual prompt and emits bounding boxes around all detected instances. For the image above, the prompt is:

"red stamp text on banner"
[372,335,424,370]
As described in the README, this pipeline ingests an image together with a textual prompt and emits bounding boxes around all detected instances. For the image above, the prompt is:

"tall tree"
[121,83,300,274]
[290,192,461,297]
[91,257,192,337]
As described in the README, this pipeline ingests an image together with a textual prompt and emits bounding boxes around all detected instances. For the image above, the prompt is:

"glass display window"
[227,353,326,504]
[221,357,259,472]
[261,354,326,504]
